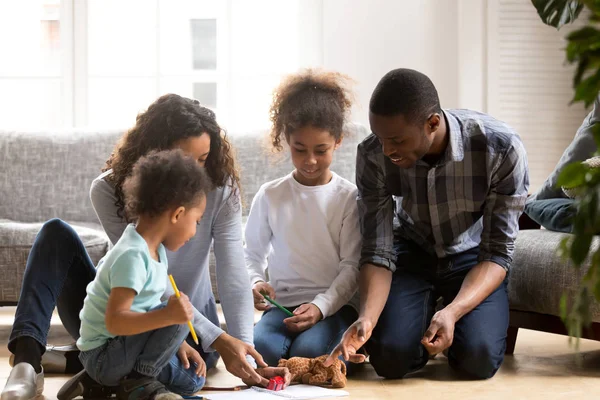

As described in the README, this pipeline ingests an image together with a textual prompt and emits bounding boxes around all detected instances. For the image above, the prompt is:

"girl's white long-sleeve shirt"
[244,172,361,318]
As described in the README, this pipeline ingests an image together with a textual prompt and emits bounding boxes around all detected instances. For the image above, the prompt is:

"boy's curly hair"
[103,93,241,219]
[123,149,210,220]
[269,69,354,152]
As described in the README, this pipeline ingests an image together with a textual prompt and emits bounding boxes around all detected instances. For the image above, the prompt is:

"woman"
[2,94,288,400]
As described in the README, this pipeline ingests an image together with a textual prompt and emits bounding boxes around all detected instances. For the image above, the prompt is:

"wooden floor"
[0,307,599,399]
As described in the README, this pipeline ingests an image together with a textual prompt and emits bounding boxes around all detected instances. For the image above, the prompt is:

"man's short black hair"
[369,68,442,124]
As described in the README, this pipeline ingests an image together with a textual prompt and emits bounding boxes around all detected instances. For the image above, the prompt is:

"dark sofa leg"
[506,326,518,355]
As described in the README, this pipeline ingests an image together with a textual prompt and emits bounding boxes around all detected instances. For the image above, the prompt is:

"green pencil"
[262,294,294,317]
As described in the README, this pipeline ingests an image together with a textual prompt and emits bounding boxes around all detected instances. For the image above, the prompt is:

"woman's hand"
[283,303,323,333]
[212,333,269,386]
[252,281,276,311]
[242,367,292,388]
[177,341,206,377]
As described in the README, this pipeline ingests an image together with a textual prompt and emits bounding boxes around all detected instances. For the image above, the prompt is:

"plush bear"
[277,355,347,388]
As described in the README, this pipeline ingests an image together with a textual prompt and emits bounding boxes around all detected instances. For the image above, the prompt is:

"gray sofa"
[507,225,600,351]
[0,124,369,305]
[1,127,598,350]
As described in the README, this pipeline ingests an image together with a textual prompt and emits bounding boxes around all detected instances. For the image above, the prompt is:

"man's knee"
[449,339,505,379]
[368,338,427,379]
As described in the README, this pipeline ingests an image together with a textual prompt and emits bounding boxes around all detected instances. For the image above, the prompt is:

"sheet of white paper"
[205,384,349,399]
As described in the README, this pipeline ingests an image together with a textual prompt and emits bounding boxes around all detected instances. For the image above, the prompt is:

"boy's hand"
[283,303,323,332]
[166,292,194,324]
[252,281,276,311]
[178,341,206,377]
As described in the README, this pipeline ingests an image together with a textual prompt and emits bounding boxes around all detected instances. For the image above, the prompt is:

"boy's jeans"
[79,305,205,395]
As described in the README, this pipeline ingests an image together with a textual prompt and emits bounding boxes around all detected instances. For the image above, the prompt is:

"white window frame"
[58,0,230,128]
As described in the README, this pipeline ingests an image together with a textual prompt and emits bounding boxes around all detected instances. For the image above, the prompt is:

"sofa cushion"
[510,229,600,322]
[0,129,122,224]
[0,220,110,303]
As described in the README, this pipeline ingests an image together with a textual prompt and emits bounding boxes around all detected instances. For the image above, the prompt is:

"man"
[325,68,528,379]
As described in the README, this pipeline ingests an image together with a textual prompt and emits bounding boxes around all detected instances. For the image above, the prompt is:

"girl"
[3,95,287,400]
[245,70,361,366]
[78,149,209,400]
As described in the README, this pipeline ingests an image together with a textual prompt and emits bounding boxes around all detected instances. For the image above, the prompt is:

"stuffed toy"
[277,355,347,388]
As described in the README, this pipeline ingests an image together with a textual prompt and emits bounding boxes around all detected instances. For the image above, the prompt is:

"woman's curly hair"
[123,149,210,220]
[103,94,241,220]
[269,69,354,152]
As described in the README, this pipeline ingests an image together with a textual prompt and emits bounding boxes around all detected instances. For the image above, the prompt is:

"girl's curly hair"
[269,69,354,151]
[103,94,241,220]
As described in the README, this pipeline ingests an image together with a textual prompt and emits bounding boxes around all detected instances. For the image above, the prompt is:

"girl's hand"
[252,281,276,311]
[283,303,323,333]
[166,292,194,324]
[177,341,206,377]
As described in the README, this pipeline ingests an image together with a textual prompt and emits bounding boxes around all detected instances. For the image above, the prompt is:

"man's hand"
[242,367,292,388]
[252,281,276,311]
[177,341,206,377]
[283,303,323,333]
[324,317,373,367]
[212,333,269,386]
[421,309,457,355]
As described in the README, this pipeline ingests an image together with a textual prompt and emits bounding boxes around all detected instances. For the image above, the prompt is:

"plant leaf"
[594,279,600,301]
[571,233,593,265]
[573,68,600,106]
[557,161,590,187]
[560,293,569,320]
[532,0,585,28]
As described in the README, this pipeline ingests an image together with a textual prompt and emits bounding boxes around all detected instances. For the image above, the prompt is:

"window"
[0,0,63,128]
[0,0,322,132]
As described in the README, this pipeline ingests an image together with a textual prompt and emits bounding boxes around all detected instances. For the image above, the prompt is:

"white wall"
[321,0,461,125]
[320,0,587,192]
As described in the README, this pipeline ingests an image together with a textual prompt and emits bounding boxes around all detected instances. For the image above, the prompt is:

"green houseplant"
[532,0,600,342]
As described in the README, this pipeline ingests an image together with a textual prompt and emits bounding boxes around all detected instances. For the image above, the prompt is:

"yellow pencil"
[168,274,199,345]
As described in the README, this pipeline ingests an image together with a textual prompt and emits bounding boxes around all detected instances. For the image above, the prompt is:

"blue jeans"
[79,304,205,395]
[8,219,218,369]
[254,305,357,368]
[365,239,509,380]
[524,198,577,233]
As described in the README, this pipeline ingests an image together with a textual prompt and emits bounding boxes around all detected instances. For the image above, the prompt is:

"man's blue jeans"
[8,219,218,369]
[254,305,357,367]
[365,239,509,380]
[79,304,205,395]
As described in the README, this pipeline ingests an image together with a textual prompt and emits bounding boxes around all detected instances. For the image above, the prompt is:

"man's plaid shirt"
[356,109,529,272]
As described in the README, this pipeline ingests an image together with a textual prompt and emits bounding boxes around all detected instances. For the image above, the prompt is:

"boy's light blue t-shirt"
[77,224,168,351]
